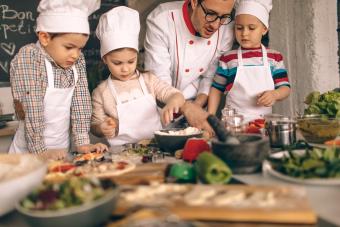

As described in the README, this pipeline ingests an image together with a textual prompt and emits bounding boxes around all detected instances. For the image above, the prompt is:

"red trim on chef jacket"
[182,0,197,36]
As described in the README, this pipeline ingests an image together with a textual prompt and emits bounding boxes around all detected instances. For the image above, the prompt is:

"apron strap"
[44,59,79,88]
[45,59,55,88]
[237,47,244,66]
[72,65,79,85]
[137,71,149,95]
[107,77,122,104]
[237,44,270,67]
[261,44,269,67]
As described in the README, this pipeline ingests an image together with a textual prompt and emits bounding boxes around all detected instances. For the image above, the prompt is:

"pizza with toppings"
[73,152,105,164]
[45,155,136,182]
[45,161,78,182]
[74,161,135,178]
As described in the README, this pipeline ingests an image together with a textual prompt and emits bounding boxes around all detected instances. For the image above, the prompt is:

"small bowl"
[154,128,203,153]
[0,154,47,216]
[16,188,119,227]
[211,134,270,174]
[297,115,340,144]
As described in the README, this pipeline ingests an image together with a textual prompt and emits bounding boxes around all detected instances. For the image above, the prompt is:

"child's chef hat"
[36,0,100,34]
[235,0,272,28]
[96,6,140,57]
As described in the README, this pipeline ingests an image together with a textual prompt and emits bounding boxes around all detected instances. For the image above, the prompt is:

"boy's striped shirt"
[212,47,290,92]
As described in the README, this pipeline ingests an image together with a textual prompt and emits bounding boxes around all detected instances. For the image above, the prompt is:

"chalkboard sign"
[0,0,126,90]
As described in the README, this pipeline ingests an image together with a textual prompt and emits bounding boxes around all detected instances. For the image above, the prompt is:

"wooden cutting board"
[112,184,317,224]
[110,162,168,185]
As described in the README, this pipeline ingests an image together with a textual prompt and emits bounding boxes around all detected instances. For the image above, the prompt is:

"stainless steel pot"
[265,118,297,148]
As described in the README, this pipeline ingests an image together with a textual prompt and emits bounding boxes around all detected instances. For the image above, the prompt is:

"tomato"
[254,119,265,124]
[325,139,340,146]
[51,164,76,173]
[116,161,128,170]
[246,125,261,134]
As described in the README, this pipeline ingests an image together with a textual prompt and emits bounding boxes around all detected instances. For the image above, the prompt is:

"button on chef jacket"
[144,1,234,100]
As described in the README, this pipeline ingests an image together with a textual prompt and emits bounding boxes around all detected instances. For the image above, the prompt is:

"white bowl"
[0,154,47,216]
[16,187,119,227]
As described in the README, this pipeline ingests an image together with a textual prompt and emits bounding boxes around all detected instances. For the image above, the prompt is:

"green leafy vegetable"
[21,177,114,210]
[304,90,340,118]
[269,147,340,179]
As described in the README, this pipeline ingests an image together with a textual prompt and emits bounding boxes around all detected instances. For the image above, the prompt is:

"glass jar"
[221,105,236,128]
[225,114,246,134]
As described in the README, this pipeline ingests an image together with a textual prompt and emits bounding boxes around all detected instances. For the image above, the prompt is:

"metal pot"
[265,118,297,148]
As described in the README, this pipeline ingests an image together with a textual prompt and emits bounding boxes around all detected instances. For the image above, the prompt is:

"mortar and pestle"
[207,115,270,174]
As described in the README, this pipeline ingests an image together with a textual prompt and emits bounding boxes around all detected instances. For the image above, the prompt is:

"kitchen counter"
[0,121,17,153]
[0,121,17,137]
[1,171,339,227]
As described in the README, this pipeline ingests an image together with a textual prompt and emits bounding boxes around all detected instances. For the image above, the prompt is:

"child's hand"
[162,102,180,126]
[100,117,117,138]
[257,90,278,107]
[161,93,185,126]
[76,143,108,153]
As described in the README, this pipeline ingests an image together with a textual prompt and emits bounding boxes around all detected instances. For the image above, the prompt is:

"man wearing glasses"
[144,0,235,106]
[144,0,236,133]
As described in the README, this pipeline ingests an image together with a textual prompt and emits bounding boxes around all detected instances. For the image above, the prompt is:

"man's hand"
[193,93,208,107]
[180,101,214,138]
[100,117,118,138]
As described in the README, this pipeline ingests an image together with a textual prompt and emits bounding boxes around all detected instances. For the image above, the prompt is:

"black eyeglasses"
[199,1,232,25]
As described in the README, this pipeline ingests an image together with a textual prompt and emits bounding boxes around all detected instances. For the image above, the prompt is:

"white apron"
[226,45,274,122]
[9,59,78,153]
[107,73,162,146]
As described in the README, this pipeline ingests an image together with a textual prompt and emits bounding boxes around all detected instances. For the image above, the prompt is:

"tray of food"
[110,142,174,164]
[113,184,316,224]
[45,152,136,182]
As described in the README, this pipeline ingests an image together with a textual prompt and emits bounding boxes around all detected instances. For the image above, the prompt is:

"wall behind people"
[270,0,339,116]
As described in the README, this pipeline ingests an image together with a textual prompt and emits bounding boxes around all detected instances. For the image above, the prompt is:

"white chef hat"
[36,0,100,34]
[235,0,272,28]
[96,6,140,58]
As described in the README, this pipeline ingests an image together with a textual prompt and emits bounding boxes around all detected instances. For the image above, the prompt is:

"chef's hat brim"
[235,0,272,28]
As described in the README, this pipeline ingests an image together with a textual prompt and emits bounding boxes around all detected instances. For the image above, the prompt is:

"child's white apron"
[107,74,162,146]
[9,59,78,153]
[226,45,275,122]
